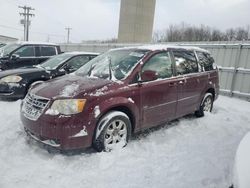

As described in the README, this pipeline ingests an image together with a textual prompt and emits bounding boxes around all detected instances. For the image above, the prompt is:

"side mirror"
[11,54,20,60]
[141,70,158,82]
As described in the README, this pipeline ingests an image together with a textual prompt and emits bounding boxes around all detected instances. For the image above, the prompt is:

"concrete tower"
[118,0,156,43]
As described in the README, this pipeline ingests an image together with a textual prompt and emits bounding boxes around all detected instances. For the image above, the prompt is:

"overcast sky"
[0,0,249,43]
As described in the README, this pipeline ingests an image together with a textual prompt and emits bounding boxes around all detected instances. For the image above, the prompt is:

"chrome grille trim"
[22,93,50,121]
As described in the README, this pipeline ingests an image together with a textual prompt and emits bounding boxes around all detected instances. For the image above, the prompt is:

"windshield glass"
[0,43,21,57]
[39,53,74,70]
[75,49,149,80]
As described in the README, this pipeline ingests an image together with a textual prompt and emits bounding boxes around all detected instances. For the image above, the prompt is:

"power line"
[0,24,65,39]
[65,27,72,43]
[19,5,35,41]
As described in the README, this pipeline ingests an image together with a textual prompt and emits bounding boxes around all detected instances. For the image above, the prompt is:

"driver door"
[11,45,36,69]
[140,52,178,129]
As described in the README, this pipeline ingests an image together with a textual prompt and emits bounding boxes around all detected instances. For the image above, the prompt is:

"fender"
[91,96,140,139]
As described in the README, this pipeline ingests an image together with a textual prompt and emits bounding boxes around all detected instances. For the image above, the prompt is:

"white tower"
[118,0,156,43]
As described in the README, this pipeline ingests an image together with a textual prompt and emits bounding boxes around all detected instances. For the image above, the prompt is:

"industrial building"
[0,35,18,44]
[118,0,156,43]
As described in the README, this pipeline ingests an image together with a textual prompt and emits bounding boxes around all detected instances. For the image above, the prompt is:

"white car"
[232,132,250,188]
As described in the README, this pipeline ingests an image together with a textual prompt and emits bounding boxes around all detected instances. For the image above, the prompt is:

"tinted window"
[197,51,215,71]
[173,50,198,75]
[41,46,56,56]
[142,52,173,79]
[64,56,92,71]
[14,46,35,57]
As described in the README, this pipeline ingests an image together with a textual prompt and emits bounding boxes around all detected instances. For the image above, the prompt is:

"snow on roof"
[138,44,210,53]
[64,51,100,55]
[16,41,58,46]
[111,44,210,53]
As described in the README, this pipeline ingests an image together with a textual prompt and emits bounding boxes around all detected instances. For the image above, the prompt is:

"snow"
[59,83,79,97]
[71,126,88,137]
[94,106,101,118]
[89,86,108,97]
[233,132,250,188]
[128,97,135,103]
[0,96,250,188]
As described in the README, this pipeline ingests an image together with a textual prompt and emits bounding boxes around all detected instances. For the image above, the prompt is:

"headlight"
[50,99,86,115]
[0,75,22,83]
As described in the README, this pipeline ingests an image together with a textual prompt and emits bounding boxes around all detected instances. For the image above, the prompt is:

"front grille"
[22,93,50,121]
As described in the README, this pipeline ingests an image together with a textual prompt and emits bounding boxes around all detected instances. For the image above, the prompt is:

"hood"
[30,74,113,99]
[0,67,45,78]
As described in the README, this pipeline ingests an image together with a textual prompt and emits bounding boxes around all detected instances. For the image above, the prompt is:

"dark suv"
[0,42,61,71]
[21,45,219,152]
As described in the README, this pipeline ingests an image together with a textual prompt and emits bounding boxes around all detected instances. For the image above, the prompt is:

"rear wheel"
[93,111,131,152]
[195,93,213,117]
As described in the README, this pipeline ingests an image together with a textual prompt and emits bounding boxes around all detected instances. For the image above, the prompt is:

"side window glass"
[197,52,215,71]
[64,56,91,72]
[41,46,56,56]
[14,46,35,57]
[142,52,173,80]
[173,50,198,75]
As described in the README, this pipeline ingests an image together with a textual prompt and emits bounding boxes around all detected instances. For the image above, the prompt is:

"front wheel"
[93,111,131,152]
[195,93,213,117]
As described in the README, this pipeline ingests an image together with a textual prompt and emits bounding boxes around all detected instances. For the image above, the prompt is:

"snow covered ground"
[0,96,250,188]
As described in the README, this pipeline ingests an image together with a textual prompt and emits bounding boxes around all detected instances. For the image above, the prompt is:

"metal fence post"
[230,44,243,97]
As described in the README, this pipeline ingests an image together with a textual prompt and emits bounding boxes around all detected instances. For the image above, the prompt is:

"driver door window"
[142,52,173,80]
[14,46,35,57]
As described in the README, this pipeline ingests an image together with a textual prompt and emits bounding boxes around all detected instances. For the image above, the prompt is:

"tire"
[93,111,132,152]
[195,93,213,117]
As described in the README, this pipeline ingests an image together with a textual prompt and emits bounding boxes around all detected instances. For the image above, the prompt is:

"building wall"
[0,35,18,44]
[60,41,250,100]
[118,0,156,43]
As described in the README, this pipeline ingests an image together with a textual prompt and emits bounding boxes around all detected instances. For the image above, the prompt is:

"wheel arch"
[206,87,215,100]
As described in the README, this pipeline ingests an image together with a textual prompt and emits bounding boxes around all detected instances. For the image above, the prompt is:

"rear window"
[173,50,198,75]
[41,46,56,56]
[196,51,215,71]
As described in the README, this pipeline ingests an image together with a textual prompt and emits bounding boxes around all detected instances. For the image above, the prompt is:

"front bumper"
[0,82,26,100]
[21,106,96,151]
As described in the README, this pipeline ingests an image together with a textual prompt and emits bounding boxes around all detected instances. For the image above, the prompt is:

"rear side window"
[196,51,215,71]
[14,46,35,57]
[41,46,56,56]
[142,52,173,79]
[173,50,198,75]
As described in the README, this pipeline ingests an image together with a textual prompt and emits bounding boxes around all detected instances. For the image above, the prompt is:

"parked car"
[0,52,98,100]
[230,132,250,188]
[0,41,61,71]
[21,45,219,152]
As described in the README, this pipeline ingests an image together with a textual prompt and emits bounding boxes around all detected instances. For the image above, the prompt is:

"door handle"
[169,82,176,87]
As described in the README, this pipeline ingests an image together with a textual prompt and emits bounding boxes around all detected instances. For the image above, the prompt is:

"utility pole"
[65,27,72,43]
[19,6,35,41]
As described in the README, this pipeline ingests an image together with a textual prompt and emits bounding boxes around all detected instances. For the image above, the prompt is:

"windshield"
[0,43,21,57]
[75,49,149,80]
[39,53,74,70]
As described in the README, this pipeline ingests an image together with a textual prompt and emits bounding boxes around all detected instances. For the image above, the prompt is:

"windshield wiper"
[88,64,96,77]
[108,56,114,80]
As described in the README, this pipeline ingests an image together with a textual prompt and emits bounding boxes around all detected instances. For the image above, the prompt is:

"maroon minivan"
[20,45,219,152]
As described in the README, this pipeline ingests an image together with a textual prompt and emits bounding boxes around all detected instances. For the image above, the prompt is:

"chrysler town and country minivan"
[21,45,219,152]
